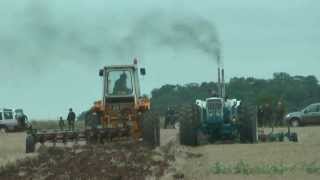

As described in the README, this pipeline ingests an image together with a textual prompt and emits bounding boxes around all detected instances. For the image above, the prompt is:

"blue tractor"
[179,97,258,146]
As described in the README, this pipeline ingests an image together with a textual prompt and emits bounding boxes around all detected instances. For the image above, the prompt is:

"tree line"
[151,72,320,114]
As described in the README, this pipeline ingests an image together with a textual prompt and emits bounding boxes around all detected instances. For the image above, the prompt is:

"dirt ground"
[1,127,320,180]
[0,132,36,167]
[160,127,320,180]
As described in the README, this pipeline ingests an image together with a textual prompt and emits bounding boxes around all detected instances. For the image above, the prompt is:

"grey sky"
[0,0,319,119]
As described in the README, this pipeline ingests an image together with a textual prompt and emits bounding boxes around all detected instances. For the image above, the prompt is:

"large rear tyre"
[239,103,257,143]
[179,104,201,146]
[142,111,160,148]
[26,135,36,153]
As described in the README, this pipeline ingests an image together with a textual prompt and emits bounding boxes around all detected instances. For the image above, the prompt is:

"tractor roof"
[0,108,13,111]
[105,65,137,70]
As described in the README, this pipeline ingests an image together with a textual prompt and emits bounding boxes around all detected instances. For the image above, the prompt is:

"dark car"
[285,103,320,127]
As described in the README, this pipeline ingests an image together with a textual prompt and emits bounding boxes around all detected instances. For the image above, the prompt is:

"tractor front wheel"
[142,111,160,148]
[239,103,257,143]
[179,104,201,146]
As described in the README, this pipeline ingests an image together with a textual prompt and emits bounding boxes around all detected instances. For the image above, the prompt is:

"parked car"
[0,108,28,132]
[285,103,320,127]
[0,108,17,132]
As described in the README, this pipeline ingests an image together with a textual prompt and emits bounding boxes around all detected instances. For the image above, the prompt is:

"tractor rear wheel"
[179,104,201,146]
[26,135,36,153]
[142,111,160,148]
[239,103,257,143]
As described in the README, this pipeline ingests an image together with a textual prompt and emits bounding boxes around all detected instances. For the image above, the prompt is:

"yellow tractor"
[85,59,160,146]
[26,59,160,153]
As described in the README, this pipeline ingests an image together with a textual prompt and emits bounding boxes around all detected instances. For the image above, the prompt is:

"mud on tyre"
[178,104,201,146]
[142,111,160,148]
[238,103,258,143]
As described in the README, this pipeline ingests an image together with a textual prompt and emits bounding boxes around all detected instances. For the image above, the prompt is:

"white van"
[0,108,19,132]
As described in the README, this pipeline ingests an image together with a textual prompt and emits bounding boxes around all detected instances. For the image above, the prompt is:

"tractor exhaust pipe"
[222,68,225,98]
[218,67,221,97]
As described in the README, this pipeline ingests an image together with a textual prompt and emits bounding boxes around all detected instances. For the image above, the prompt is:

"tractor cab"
[89,63,148,129]
[100,64,145,106]
[82,59,155,143]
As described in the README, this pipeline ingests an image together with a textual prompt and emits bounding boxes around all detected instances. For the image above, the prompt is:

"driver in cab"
[113,72,132,95]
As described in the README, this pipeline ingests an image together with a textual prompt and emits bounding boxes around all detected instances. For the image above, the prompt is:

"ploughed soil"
[3,127,317,180]
[0,141,173,180]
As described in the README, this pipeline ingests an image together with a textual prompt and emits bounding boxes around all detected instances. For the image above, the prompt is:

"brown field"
[161,127,320,180]
[1,127,320,180]
[0,133,36,167]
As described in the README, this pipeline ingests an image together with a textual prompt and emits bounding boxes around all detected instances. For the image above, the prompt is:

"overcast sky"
[0,0,319,119]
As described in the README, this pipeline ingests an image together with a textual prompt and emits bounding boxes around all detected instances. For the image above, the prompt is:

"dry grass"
[0,120,85,168]
[166,126,320,180]
[0,133,36,168]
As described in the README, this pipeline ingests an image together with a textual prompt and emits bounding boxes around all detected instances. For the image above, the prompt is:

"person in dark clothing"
[67,108,76,131]
[257,105,265,127]
[15,111,28,129]
[263,103,273,127]
[164,107,175,129]
[21,114,28,129]
[59,116,65,131]
[223,107,231,123]
[113,72,131,95]
[275,101,286,127]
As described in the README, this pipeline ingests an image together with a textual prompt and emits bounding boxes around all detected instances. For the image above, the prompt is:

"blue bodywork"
[197,98,240,142]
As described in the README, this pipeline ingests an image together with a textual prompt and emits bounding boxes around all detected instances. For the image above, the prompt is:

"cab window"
[107,70,133,96]
[0,112,2,120]
[3,111,13,120]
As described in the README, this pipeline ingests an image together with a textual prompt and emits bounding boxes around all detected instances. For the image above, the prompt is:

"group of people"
[164,107,176,129]
[257,101,286,127]
[58,108,76,131]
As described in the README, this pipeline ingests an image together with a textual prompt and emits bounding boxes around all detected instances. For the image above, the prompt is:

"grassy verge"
[210,160,320,175]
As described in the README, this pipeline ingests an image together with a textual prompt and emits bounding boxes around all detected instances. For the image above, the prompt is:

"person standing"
[15,110,28,130]
[257,105,265,127]
[275,101,286,127]
[59,116,65,131]
[67,108,76,131]
[264,103,273,127]
[164,107,175,129]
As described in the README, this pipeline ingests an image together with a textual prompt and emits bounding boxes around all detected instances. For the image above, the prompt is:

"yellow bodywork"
[89,97,150,140]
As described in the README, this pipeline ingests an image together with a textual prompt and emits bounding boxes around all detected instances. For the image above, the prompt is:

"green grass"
[210,161,320,175]
[303,161,320,174]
